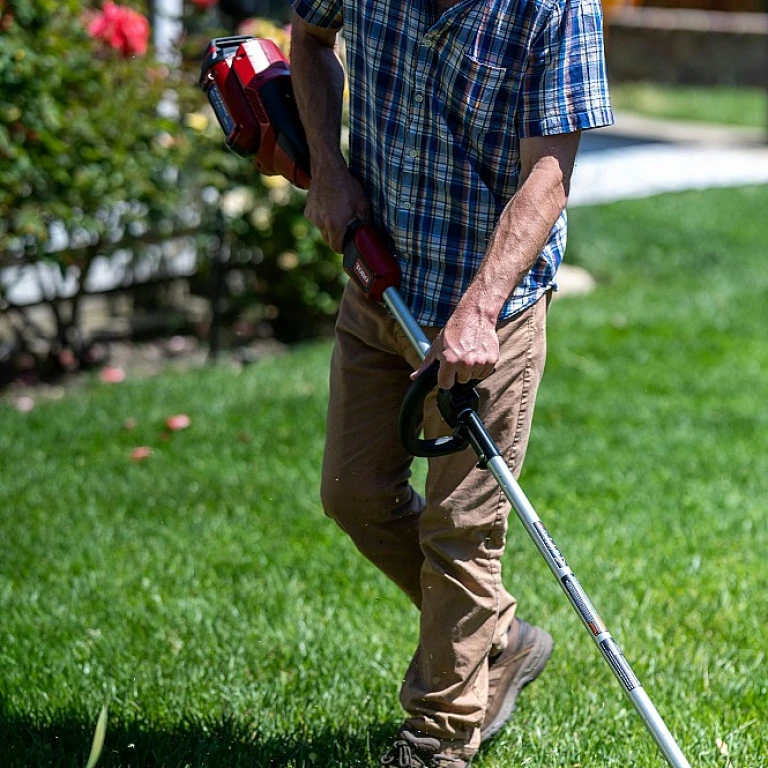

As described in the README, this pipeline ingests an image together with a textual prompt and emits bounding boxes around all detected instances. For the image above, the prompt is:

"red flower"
[130,446,152,462]
[87,1,150,58]
[0,7,14,33]
[165,414,191,432]
[190,0,219,8]
[99,366,126,383]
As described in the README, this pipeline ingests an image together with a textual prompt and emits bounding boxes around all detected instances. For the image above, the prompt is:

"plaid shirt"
[292,0,614,326]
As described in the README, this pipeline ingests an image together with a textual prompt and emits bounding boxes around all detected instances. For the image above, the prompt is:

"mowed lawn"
[1,185,767,767]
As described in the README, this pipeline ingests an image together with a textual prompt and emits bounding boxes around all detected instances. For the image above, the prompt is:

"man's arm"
[290,14,370,252]
[413,131,581,389]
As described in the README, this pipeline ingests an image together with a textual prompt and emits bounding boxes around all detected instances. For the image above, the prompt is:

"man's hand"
[411,304,499,390]
[304,164,371,253]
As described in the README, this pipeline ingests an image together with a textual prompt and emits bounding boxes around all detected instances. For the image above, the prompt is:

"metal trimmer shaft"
[382,285,692,768]
[482,445,691,768]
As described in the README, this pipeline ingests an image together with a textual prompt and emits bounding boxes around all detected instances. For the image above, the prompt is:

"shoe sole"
[480,628,554,743]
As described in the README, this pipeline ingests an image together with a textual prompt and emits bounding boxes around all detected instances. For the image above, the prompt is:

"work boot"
[481,619,554,743]
[379,729,471,767]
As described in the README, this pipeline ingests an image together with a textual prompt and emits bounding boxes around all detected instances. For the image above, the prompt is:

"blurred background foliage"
[0,0,343,382]
[0,0,193,254]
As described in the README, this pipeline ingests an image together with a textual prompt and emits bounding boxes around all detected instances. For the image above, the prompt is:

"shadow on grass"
[0,709,394,767]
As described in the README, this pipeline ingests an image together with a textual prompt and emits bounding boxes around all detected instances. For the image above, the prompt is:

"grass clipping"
[84,704,108,768]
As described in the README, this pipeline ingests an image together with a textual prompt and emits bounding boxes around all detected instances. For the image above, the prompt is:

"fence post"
[153,0,183,65]
[208,210,229,363]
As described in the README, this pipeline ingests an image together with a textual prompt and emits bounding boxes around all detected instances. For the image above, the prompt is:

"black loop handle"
[398,361,481,458]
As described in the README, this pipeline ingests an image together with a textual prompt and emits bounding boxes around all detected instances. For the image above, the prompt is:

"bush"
[0,0,194,258]
[0,0,201,379]
[0,3,346,383]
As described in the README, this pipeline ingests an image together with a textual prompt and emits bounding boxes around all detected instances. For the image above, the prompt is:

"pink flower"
[99,366,126,383]
[87,1,150,58]
[13,396,35,413]
[165,414,191,432]
[131,446,152,462]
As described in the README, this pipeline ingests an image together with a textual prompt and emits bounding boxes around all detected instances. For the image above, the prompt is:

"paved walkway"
[552,112,768,295]
[570,111,768,206]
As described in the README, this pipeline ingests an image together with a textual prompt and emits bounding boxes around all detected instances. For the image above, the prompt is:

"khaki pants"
[321,282,550,756]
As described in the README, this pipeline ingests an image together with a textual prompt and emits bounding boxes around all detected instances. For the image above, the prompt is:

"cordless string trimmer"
[200,36,692,768]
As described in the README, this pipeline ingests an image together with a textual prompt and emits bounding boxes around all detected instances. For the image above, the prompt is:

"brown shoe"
[379,729,471,767]
[481,619,553,743]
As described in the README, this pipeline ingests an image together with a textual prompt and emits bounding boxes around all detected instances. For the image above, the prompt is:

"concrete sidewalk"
[558,111,768,295]
[570,111,768,207]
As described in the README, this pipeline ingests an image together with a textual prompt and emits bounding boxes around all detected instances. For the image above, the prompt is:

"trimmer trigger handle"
[342,221,401,302]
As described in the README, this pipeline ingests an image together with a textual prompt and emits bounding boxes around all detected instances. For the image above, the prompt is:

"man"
[289,0,613,763]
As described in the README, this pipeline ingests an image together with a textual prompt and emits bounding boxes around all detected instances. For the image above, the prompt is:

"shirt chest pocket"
[439,53,509,144]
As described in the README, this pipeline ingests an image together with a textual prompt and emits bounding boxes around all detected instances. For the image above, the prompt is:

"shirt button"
[409,150,418,158]
[414,93,423,103]
[403,202,412,210]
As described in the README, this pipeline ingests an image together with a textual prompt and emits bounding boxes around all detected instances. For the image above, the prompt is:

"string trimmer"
[200,35,692,768]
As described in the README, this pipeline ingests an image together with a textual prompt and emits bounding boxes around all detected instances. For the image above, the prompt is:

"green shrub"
[187,119,343,343]
[0,2,345,383]
[0,0,194,259]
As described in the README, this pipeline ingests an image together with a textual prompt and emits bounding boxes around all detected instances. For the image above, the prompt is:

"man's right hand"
[304,163,371,253]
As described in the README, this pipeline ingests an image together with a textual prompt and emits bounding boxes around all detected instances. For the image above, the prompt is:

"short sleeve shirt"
[291,0,614,326]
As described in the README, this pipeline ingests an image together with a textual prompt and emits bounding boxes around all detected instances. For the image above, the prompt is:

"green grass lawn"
[2,185,767,767]
[610,82,768,129]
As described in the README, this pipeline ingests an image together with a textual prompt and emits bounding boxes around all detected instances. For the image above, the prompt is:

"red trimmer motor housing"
[200,36,312,189]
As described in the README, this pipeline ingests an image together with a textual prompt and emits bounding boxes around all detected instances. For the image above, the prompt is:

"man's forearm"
[460,155,570,323]
[290,21,346,175]
[289,17,370,251]
[413,133,580,387]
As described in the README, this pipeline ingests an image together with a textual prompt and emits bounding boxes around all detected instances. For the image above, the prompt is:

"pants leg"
[321,282,425,604]
[399,292,550,756]
[322,284,518,624]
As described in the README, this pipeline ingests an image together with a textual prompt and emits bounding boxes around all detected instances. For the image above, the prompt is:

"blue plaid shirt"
[292,0,614,326]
